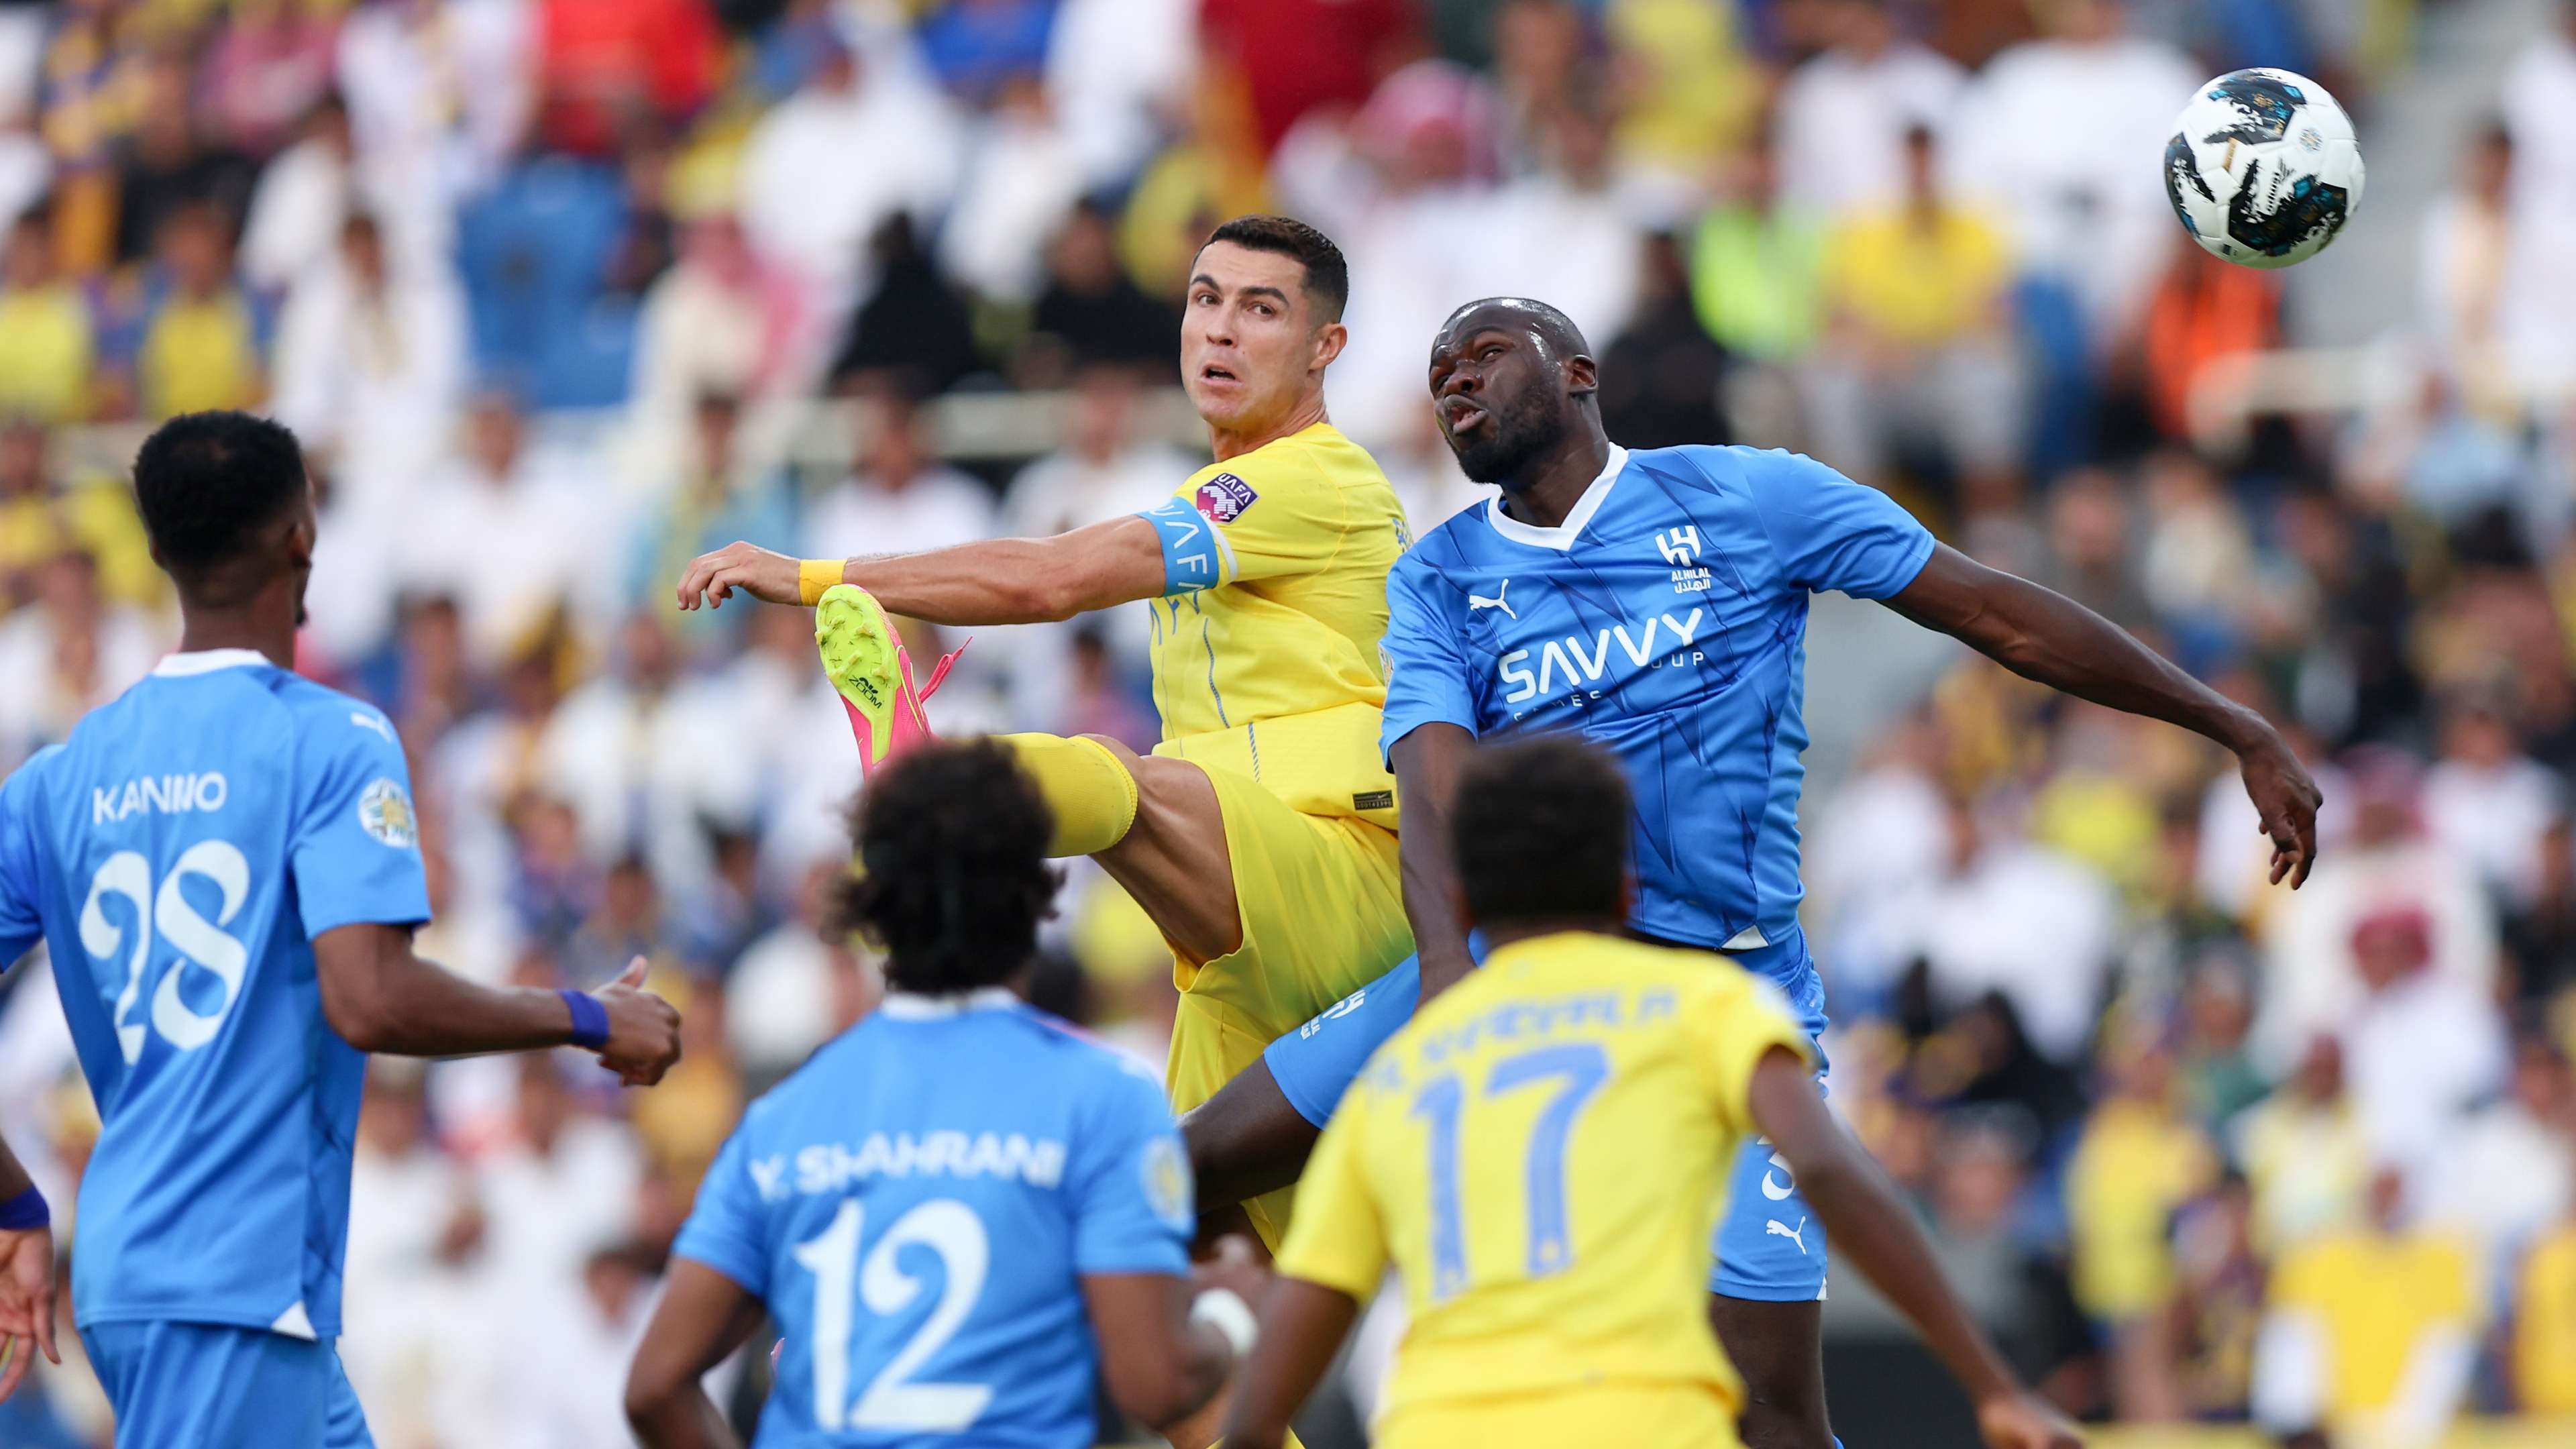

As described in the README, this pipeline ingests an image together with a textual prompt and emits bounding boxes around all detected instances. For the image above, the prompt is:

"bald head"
[1434,297,1591,372]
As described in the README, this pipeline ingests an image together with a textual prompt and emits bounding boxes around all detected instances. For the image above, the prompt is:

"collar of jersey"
[1481,443,1629,551]
[152,647,273,678]
[877,986,1020,1020]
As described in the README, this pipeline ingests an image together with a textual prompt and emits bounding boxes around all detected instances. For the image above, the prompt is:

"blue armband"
[1138,496,1230,595]
[0,1185,46,1231]
[559,989,610,1051]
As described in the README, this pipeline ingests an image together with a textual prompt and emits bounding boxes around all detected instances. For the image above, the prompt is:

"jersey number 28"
[78,844,254,1065]
[792,1197,993,1433]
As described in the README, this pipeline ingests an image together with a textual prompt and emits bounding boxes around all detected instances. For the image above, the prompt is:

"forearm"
[1801,1143,2019,1403]
[1150,1322,1235,1433]
[1891,551,2267,753]
[1220,1277,1360,1449]
[1390,725,1475,1000]
[316,927,582,1057]
[627,1387,741,1449]
[836,539,1100,626]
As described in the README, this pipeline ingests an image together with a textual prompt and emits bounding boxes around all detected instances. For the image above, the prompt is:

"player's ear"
[1564,352,1599,397]
[1310,320,1348,373]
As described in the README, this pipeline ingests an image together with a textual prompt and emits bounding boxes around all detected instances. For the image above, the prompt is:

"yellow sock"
[996,733,1138,857]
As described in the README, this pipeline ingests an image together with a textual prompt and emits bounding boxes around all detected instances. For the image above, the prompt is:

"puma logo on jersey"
[350,711,398,745]
[1766,1218,1810,1255]
[1468,579,1516,619]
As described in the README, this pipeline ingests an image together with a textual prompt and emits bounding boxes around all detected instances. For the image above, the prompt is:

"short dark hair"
[831,741,1062,994]
[1203,215,1349,323]
[1451,736,1631,924]
[131,411,309,577]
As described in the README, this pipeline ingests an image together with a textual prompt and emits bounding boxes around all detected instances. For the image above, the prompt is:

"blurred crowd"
[2,0,2576,1444]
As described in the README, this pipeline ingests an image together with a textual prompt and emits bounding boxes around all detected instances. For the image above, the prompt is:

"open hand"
[0,1223,58,1401]
[676,541,800,612]
[2239,733,2323,889]
[594,955,683,1087]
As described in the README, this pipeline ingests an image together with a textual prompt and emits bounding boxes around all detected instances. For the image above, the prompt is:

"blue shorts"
[1264,927,1831,1302]
[83,1322,374,1449]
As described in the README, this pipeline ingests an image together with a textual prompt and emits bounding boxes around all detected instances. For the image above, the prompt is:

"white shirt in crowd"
[1774,39,1967,220]
[2257,839,2500,1071]
[1044,0,1196,188]
[738,54,963,317]
[398,444,592,667]
[805,462,998,564]
[2422,751,2562,907]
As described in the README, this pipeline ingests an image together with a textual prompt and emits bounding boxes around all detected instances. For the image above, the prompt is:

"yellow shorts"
[1379,1383,1743,1449]
[1161,760,1411,1246]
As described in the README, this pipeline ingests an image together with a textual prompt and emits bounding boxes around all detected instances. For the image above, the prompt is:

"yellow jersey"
[1140,421,1405,829]
[1275,932,1811,1425]
[2269,1226,2479,1419]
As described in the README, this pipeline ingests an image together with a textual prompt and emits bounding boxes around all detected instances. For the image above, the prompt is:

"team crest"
[1194,473,1258,525]
[358,777,417,849]
[1141,1135,1193,1230]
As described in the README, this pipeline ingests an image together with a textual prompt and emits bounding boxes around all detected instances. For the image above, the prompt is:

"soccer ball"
[2163,68,2365,269]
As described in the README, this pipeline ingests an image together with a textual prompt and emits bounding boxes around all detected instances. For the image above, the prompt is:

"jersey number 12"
[792,1197,994,1432]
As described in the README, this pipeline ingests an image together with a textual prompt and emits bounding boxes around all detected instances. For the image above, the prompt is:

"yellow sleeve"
[1273,1092,1389,1301]
[1686,973,1814,1138]
[2268,1240,2328,1314]
[1181,451,1351,586]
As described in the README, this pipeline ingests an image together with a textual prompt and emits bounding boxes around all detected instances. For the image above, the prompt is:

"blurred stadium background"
[1,0,2575,1444]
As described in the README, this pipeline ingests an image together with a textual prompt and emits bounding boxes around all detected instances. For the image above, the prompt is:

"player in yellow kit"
[674,217,1414,1246]
[1222,738,2084,1449]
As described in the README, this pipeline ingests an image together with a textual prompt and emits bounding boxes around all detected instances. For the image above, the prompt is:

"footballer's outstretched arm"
[1884,542,2322,885]
[1389,722,1477,1001]
[675,517,1169,626]
[625,1258,769,1449]
[1747,1050,2081,1449]
[312,928,681,1085]
[0,1130,59,1399]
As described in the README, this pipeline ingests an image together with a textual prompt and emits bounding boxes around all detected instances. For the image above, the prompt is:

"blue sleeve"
[290,704,432,938]
[673,1127,772,1296]
[1378,558,1479,765]
[1138,496,1227,595]
[0,761,44,969]
[1265,955,1424,1128]
[1737,450,1935,600]
[1069,1065,1193,1277]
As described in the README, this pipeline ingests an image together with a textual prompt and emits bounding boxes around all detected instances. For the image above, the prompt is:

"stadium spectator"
[531,0,720,159]
[269,211,470,518]
[477,1053,647,1308]
[1688,138,1822,445]
[918,0,1056,104]
[2422,689,2563,909]
[1017,199,1180,385]
[2336,902,2509,1208]
[1197,0,1424,157]
[625,391,797,627]
[108,54,257,270]
[2146,1173,2267,1421]
[824,211,983,398]
[2234,1036,2373,1248]
[1471,99,1644,358]
[2066,1032,2219,1413]
[2416,121,2520,412]
[123,202,268,419]
[804,390,996,564]
[2516,1203,2576,1413]
[1043,0,1196,188]
[736,29,962,318]
[2259,749,2500,1069]
[1947,0,2197,349]
[2423,1033,2575,1283]
[0,209,94,423]
[2252,1169,2480,1446]
[724,859,880,1085]
[629,209,813,440]
[1807,123,2022,515]
[397,388,589,665]
[200,0,343,160]
[0,547,160,771]
[939,73,1089,306]
[1774,0,1969,222]
[1595,229,1732,451]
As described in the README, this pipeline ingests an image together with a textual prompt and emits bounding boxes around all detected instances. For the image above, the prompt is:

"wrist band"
[1189,1287,1256,1357]
[559,989,610,1052]
[798,558,843,606]
[0,1185,47,1232]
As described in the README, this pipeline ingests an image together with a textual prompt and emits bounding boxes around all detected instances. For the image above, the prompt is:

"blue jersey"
[0,649,431,1340]
[1379,445,1933,1032]
[675,989,1194,1449]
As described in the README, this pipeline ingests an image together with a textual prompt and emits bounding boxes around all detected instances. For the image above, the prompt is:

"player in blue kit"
[0,411,683,1447]
[625,739,1263,1449]
[1188,298,2323,1447]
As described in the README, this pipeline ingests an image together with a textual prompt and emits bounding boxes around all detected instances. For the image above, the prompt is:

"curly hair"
[132,411,309,580]
[830,740,1062,995]
[1451,735,1632,925]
